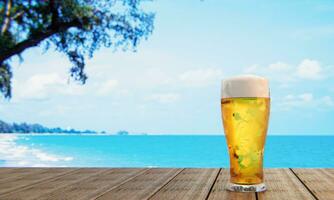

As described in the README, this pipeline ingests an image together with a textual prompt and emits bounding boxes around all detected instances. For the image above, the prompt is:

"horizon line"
[0,133,333,136]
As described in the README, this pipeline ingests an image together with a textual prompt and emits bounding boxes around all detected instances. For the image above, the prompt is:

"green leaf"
[233,112,242,120]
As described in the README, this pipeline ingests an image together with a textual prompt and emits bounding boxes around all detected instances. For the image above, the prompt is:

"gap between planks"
[92,168,152,200]
[146,168,185,200]
[204,168,222,200]
[95,168,184,200]
[256,169,318,200]
[289,168,319,200]
[0,168,80,196]
[0,168,329,200]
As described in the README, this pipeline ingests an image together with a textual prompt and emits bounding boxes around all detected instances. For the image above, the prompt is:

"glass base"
[226,182,267,192]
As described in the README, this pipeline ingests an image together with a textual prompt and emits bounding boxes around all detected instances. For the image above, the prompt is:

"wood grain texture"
[149,168,220,200]
[0,168,22,177]
[292,168,334,200]
[326,168,334,175]
[96,168,183,200]
[0,168,45,181]
[0,168,76,195]
[0,168,106,200]
[0,168,331,200]
[257,169,316,200]
[207,169,256,200]
[37,168,146,200]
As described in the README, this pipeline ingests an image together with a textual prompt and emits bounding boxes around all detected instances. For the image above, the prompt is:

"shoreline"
[0,133,333,136]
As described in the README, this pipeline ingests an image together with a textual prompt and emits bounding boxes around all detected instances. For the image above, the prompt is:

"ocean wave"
[0,134,73,167]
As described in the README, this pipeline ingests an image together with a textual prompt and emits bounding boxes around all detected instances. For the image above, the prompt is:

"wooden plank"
[207,169,256,200]
[0,168,46,181]
[149,168,219,200]
[325,168,334,175]
[257,169,316,200]
[0,168,76,195]
[0,168,107,200]
[292,168,334,200]
[0,168,20,176]
[96,168,183,200]
[36,168,146,200]
[0,168,330,200]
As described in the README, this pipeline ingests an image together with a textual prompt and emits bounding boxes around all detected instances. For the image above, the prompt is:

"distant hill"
[116,130,129,136]
[0,120,98,134]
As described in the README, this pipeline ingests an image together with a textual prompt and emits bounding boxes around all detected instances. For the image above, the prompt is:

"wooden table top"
[0,168,332,200]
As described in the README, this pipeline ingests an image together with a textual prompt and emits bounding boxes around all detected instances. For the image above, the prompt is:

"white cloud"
[16,73,63,100]
[280,93,312,108]
[97,80,119,96]
[179,68,223,87]
[62,84,87,96]
[146,93,180,104]
[13,73,88,101]
[244,59,327,84]
[321,96,334,107]
[243,64,259,74]
[12,73,122,101]
[268,62,291,72]
[125,68,174,90]
[38,105,74,117]
[279,93,334,110]
[297,59,323,80]
[299,93,313,102]
[244,62,295,84]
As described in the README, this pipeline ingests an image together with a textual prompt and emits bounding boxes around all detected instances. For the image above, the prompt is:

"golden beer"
[221,97,270,184]
[221,75,270,192]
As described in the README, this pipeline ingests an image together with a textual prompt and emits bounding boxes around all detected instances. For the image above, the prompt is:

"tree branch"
[11,10,24,20]
[49,0,59,27]
[0,19,83,64]
[1,0,12,35]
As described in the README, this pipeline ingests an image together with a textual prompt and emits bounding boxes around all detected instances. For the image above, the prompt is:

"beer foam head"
[221,75,269,98]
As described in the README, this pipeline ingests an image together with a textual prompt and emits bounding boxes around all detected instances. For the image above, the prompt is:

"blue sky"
[1,0,334,134]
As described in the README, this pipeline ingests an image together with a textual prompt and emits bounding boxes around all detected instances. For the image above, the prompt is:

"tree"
[0,118,99,133]
[0,0,154,98]
[117,130,129,135]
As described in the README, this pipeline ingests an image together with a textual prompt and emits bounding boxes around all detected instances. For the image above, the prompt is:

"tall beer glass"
[221,75,270,192]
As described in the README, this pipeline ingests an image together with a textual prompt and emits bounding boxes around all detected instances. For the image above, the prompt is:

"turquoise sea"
[0,135,333,167]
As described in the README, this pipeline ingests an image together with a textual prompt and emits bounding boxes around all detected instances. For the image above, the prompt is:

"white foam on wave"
[0,134,73,167]
[221,74,269,98]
